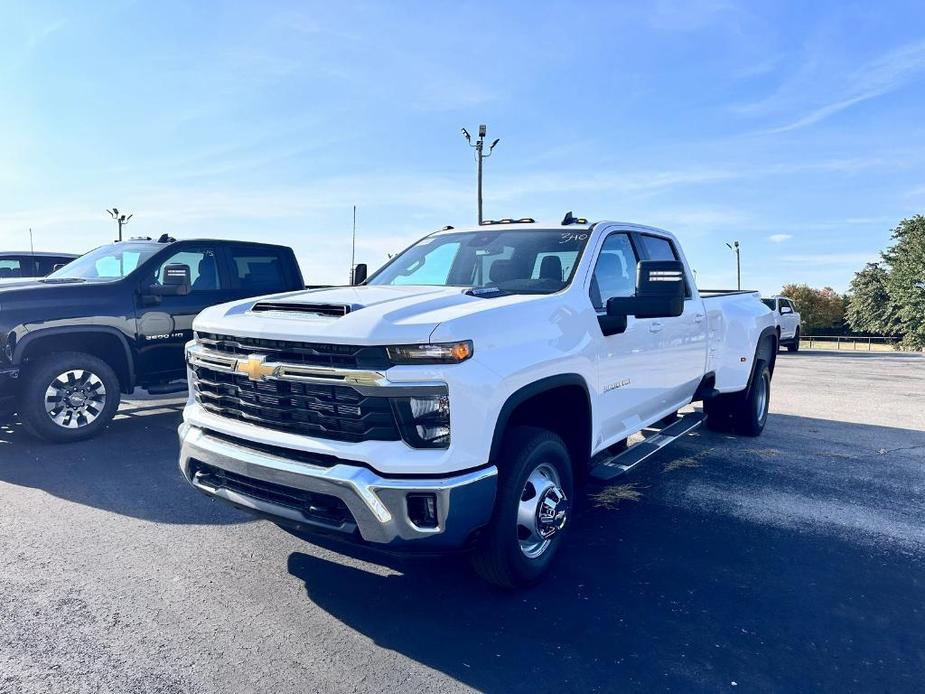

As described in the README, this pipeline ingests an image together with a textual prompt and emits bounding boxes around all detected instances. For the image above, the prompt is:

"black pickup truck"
[0,235,304,442]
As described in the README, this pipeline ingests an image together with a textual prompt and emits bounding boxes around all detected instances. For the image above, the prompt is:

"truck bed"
[699,289,762,298]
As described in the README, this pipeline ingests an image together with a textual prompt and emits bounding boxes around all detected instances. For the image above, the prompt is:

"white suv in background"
[762,296,802,352]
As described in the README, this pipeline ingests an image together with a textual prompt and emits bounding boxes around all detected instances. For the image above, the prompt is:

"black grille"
[196,332,390,369]
[201,428,342,468]
[191,364,400,442]
[189,459,354,527]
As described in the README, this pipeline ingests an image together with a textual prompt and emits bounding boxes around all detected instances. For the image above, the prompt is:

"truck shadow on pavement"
[0,399,249,526]
[287,413,925,693]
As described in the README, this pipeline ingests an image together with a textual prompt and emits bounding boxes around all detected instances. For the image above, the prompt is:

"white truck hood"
[193,284,541,345]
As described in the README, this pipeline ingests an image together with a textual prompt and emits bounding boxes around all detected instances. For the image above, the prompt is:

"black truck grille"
[189,459,354,527]
[191,364,400,442]
[196,332,391,369]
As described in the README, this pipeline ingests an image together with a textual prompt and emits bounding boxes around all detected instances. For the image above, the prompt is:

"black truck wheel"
[787,329,801,352]
[471,426,574,588]
[704,359,771,437]
[18,352,121,443]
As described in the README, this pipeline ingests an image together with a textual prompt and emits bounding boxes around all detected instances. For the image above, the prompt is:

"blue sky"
[2,0,924,292]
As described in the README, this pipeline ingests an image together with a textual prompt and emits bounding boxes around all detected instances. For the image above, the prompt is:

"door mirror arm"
[598,313,628,336]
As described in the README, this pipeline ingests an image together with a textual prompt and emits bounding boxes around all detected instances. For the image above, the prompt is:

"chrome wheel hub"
[45,370,107,429]
[517,463,568,559]
[755,374,768,420]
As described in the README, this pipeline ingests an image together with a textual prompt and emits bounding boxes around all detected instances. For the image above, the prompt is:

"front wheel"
[18,352,121,443]
[471,426,574,588]
[787,329,800,352]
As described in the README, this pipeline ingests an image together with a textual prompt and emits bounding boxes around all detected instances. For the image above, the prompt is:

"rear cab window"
[228,245,290,293]
[0,257,24,278]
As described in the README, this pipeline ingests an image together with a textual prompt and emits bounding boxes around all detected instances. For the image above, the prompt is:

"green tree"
[882,215,925,350]
[779,284,845,334]
[845,262,898,335]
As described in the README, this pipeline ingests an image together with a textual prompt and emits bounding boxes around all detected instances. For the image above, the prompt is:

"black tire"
[18,352,121,443]
[704,359,771,437]
[732,360,771,436]
[471,426,574,588]
[787,329,800,352]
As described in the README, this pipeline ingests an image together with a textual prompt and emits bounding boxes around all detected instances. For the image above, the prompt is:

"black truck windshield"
[367,229,591,294]
[45,243,162,281]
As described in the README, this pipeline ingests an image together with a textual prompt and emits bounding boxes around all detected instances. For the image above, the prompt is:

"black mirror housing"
[606,260,685,320]
[352,263,368,286]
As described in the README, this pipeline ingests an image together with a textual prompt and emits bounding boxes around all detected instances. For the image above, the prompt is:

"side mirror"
[352,263,368,286]
[606,260,686,320]
[146,263,192,296]
[780,305,792,314]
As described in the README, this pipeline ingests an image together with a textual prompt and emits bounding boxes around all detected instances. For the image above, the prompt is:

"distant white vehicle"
[762,296,802,352]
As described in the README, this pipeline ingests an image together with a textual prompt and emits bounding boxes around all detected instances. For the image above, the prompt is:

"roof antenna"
[561,211,576,225]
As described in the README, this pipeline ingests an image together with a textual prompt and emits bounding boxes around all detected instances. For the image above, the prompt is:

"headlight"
[387,341,473,365]
[393,394,451,448]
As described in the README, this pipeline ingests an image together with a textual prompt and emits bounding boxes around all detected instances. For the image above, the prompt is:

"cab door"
[635,233,707,411]
[135,244,235,382]
[589,231,665,445]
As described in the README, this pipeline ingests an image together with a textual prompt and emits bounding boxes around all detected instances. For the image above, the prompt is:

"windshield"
[761,298,776,309]
[45,243,162,281]
[367,229,591,294]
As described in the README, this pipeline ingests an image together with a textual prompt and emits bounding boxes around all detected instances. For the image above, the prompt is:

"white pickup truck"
[762,295,802,352]
[178,217,778,587]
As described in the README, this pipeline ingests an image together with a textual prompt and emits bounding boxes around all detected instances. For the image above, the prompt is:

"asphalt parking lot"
[1,350,923,693]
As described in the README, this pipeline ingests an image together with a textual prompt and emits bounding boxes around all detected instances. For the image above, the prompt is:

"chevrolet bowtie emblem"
[234,354,277,381]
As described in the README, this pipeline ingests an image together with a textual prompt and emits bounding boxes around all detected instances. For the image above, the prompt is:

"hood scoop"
[250,301,356,317]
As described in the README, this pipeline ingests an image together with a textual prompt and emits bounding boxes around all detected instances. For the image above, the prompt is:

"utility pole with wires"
[725,240,741,290]
[107,208,133,242]
[349,205,357,285]
[460,124,500,225]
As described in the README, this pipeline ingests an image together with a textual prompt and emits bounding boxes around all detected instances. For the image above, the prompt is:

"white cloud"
[738,38,925,133]
[768,234,792,243]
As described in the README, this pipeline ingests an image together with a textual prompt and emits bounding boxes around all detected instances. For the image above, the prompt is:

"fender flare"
[742,326,779,395]
[488,373,592,464]
[14,326,136,391]
[756,325,779,375]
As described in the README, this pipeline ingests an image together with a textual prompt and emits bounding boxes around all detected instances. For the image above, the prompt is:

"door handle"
[694,313,705,323]
[649,321,664,333]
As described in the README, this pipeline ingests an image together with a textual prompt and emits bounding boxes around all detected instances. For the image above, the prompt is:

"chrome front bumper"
[178,423,498,548]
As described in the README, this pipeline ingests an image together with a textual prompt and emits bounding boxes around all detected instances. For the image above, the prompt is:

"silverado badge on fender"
[234,354,277,382]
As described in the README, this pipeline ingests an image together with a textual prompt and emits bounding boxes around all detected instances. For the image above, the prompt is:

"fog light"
[407,493,438,529]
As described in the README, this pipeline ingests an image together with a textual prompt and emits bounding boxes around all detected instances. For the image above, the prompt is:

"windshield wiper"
[39,277,87,284]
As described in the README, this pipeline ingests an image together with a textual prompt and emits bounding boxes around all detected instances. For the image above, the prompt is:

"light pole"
[461,124,500,225]
[725,240,741,290]
[107,208,133,242]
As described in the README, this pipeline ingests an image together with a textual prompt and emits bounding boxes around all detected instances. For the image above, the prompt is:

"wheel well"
[20,332,132,392]
[757,330,778,376]
[494,383,591,479]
